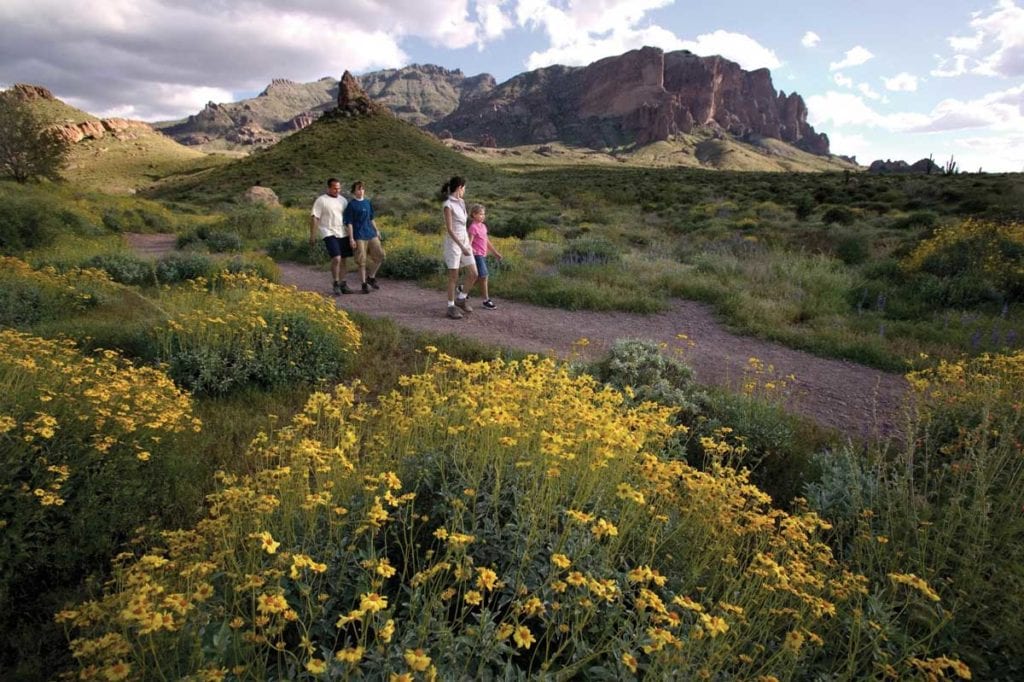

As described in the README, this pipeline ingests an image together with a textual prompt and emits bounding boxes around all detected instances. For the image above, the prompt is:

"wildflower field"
[2,169,1024,680]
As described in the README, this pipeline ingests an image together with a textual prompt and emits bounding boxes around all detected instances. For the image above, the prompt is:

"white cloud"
[0,0,517,120]
[518,1,780,73]
[807,85,1024,138]
[936,0,1024,78]
[858,82,882,100]
[931,54,971,77]
[829,45,874,71]
[801,31,821,48]
[833,72,854,88]
[883,72,919,91]
[679,30,782,70]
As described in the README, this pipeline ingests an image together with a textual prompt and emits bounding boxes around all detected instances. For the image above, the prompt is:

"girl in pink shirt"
[466,204,503,309]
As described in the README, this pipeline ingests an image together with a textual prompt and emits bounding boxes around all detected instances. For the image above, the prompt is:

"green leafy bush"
[155,252,216,283]
[265,235,327,265]
[821,205,856,225]
[82,253,156,286]
[0,257,119,326]
[153,273,361,395]
[379,247,442,280]
[590,339,707,419]
[560,235,621,265]
[0,193,62,252]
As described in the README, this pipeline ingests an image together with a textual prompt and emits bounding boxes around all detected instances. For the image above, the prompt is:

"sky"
[1,0,1022,171]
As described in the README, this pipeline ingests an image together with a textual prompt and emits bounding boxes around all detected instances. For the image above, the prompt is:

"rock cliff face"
[430,46,829,155]
[359,64,495,127]
[49,118,153,144]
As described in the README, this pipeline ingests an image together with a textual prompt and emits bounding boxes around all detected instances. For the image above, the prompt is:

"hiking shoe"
[361,282,370,294]
[446,305,463,319]
[455,297,472,312]
[482,299,497,310]
[332,281,342,296]
[339,281,352,295]
[367,277,380,290]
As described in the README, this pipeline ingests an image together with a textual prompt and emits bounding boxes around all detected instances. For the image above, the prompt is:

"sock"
[456,292,467,300]
[447,301,455,306]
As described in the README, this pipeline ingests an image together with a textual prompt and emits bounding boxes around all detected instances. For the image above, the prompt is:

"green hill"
[5,84,226,194]
[149,110,496,207]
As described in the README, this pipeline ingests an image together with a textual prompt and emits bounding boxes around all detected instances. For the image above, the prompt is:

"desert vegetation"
[1,103,1023,680]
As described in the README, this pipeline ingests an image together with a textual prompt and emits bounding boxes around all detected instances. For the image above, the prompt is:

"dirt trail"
[126,233,908,439]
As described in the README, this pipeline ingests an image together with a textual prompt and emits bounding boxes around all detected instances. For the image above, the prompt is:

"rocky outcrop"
[430,46,830,155]
[226,122,278,145]
[868,158,942,174]
[8,83,55,101]
[336,71,387,116]
[48,118,153,144]
[280,111,319,132]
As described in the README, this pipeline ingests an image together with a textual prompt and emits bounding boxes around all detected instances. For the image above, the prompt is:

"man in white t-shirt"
[310,177,352,295]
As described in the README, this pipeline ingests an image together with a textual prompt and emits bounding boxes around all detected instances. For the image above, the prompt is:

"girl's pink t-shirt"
[468,221,489,256]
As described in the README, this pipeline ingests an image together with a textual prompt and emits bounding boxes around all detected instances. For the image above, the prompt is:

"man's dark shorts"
[324,236,354,258]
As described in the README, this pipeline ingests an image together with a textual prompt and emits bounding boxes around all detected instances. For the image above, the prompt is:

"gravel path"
[127,233,908,439]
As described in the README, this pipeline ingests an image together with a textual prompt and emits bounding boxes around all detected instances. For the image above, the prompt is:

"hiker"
[343,180,385,294]
[309,177,352,295]
[440,175,477,319]
[465,203,502,309]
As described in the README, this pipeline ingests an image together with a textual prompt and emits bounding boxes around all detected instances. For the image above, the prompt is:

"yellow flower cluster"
[59,350,963,679]
[0,256,121,318]
[904,218,1024,281]
[0,329,201,507]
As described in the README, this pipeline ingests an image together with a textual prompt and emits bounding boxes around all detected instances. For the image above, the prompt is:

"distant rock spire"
[336,71,385,116]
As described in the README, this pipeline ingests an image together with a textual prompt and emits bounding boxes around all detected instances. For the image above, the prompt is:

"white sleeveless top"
[442,195,467,237]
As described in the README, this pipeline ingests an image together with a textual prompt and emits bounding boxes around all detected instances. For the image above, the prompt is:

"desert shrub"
[378,247,442,280]
[100,204,174,233]
[890,210,939,231]
[834,231,870,265]
[0,330,201,671]
[81,252,157,286]
[265,235,327,265]
[0,257,120,326]
[807,352,1024,677]
[155,252,217,283]
[489,214,537,239]
[177,226,244,253]
[152,273,361,394]
[904,219,1024,302]
[223,203,288,239]
[590,339,707,419]
[560,235,621,265]
[821,205,856,225]
[223,254,281,282]
[0,193,62,252]
[59,351,965,681]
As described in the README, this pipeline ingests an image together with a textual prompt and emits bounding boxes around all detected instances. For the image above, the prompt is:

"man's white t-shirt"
[311,194,349,238]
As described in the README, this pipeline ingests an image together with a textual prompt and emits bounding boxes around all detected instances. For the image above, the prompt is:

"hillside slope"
[6,84,222,194]
[150,108,495,206]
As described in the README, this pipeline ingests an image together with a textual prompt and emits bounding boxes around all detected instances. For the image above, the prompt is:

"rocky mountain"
[155,47,831,158]
[868,158,943,174]
[155,64,488,148]
[430,46,829,155]
[359,65,495,127]
[156,77,338,146]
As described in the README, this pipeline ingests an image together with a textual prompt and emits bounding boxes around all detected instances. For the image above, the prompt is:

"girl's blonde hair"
[469,204,485,220]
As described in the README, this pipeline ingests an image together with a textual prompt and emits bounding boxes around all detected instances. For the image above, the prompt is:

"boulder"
[8,83,55,101]
[241,186,280,207]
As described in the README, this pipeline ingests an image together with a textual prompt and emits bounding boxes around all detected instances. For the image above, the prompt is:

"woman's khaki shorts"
[354,237,385,266]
